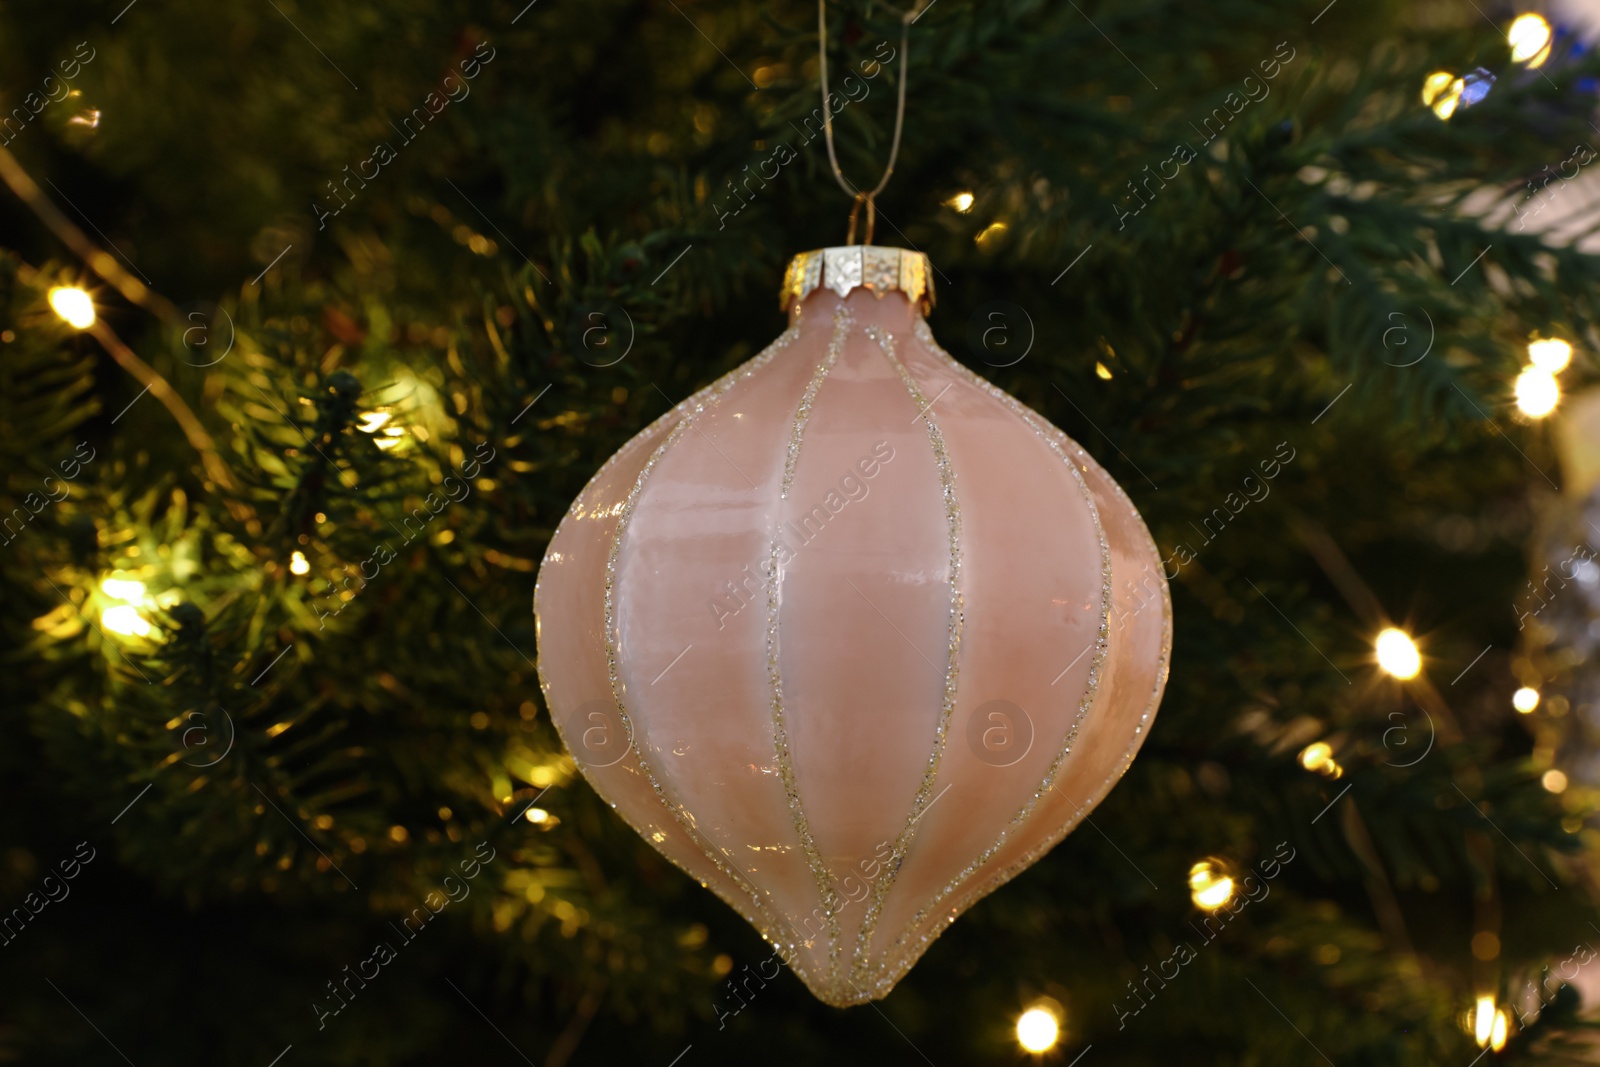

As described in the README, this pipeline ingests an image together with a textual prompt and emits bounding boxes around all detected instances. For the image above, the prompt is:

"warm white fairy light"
[945,191,975,213]
[1421,71,1455,108]
[1509,13,1553,67]
[101,604,151,637]
[1429,76,1466,120]
[1515,367,1560,418]
[1528,337,1572,373]
[1376,628,1421,679]
[100,577,147,601]
[1299,741,1343,778]
[1474,995,1495,1047]
[1188,859,1235,911]
[48,286,95,329]
[289,550,310,576]
[1512,687,1540,713]
[1016,1005,1060,1053]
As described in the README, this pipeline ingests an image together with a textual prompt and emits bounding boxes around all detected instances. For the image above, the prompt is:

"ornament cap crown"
[780,246,935,315]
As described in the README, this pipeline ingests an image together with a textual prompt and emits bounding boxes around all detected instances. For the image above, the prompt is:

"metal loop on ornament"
[845,193,877,247]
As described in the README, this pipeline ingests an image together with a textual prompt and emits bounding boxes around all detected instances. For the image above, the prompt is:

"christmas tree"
[3,0,1599,1062]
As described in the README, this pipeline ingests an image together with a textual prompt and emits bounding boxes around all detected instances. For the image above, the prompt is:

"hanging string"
[817,0,926,245]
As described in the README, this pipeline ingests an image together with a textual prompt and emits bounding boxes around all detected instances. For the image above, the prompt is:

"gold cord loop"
[818,0,925,244]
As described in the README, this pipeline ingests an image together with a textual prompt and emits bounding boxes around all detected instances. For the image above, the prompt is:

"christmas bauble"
[535,246,1171,1006]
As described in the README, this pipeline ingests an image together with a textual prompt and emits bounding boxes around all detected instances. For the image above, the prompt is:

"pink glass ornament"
[535,246,1171,1006]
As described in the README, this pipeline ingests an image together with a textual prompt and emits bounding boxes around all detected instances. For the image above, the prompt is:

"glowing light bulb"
[1298,741,1343,778]
[1300,742,1333,771]
[1432,77,1466,119]
[1015,1006,1060,1053]
[1528,337,1573,373]
[1543,769,1568,793]
[1474,995,1495,1047]
[524,806,559,828]
[1491,1008,1508,1051]
[1515,366,1560,417]
[101,604,151,637]
[1188,859,1235,911]
[1376,628,1421,679]
[1095,361,1113,380]
[48,287,95,329]
[1421,71,1456,107]
[1509,13,1553,66]
[975,221,1008,247]
[289,551,310,576]
[945,191,975,213]
[100,577,147,601]
[357,411,392,433]
[1512,687,1540,713]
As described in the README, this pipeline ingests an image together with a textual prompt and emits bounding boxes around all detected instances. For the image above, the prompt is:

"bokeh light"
[48,286,95,329]
[1376,628,1421,679]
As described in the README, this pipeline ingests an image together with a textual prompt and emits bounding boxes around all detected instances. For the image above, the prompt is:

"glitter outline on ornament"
[765,304,854,991]
[603,346,797,940]
[860,321,1170,999]
[535,322,803,945]
[847,324,967,994]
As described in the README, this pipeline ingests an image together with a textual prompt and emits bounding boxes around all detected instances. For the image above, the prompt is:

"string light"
[1474,995,1495,1047]
[1528,337,1573,373]
[1492,1009,1509,1052]
[524,806,560,829]
[1427,75,1465,119]
[101,604,151,637]
[1512,687,1540,713]
[945,191,975,213]
[1543,769,1568,793]
[1375,628,1421,679]
[1299,741,1344,778]
[1421,71,1455,108]
[1514,367,1560,418]
[1095,362,1113,380]
[1016,1003,1061,1053]
[48,286,95,329]
[1509,13,1553,67]
[289,551,311,576]
[100,577,147,601]
[1188,858,1236,911]
[975,221,1008,247]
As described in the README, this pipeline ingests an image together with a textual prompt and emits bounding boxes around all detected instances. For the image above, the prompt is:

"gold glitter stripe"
[766,306,853,992]
[847,324,965,992]
[554,324,802,947]
[857,320,1169,1000]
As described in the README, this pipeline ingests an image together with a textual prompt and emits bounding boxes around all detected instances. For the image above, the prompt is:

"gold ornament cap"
[780,246,935,315]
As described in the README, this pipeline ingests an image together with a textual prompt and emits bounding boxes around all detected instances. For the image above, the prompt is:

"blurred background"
[5,0,1600,1062]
